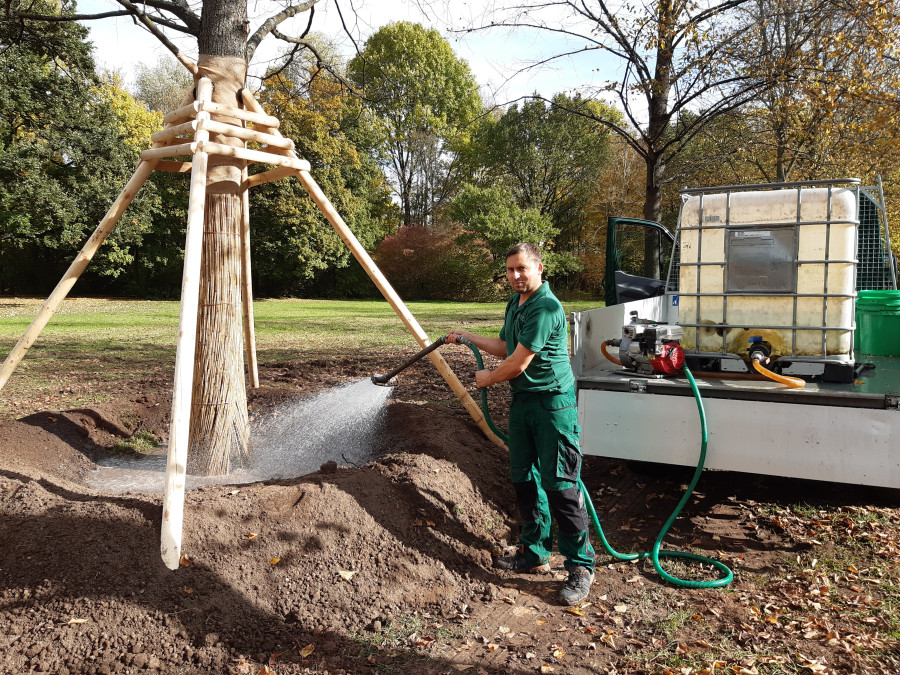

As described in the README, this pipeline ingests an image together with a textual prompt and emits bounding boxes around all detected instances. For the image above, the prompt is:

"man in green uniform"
[447,242,595,606]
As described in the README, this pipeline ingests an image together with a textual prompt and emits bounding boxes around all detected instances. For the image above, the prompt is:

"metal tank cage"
[663,178,896,371]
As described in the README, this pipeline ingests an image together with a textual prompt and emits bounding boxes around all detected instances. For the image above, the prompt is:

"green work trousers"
[507,387,595,571]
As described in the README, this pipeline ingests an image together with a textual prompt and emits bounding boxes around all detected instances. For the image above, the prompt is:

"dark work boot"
[559,565,594,605]
[494,545,551,574]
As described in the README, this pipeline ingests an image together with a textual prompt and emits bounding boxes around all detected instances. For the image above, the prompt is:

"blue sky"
[77,0,618,108]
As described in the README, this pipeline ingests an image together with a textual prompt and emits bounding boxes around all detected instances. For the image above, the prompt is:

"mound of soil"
[1,352,896,674]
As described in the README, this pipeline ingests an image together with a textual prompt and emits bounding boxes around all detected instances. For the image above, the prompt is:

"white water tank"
[677,186,858,361]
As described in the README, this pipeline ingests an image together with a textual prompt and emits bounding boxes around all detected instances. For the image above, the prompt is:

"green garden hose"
[456,337,733,589]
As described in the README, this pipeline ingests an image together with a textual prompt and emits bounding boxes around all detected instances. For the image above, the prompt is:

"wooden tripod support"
[0,78,507,572]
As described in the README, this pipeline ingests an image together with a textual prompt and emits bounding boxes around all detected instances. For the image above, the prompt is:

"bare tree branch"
[14,10,134,22]
[247,0,319,62]
[138,0,201,33]
[113,0,198,74]
[267,27,359,92]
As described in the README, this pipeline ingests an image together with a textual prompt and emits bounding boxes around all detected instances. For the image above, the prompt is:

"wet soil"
[1,350,897,674]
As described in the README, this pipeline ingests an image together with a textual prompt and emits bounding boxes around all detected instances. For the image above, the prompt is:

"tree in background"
[468,94,620,252]
[348,22,482,227]
[725,0,900,183]
[132,55,195,113]
[446,184,582,289]
[0,8,155,294]
[251,64,396,296]
[465,1,763,226]
[373,224,490,300]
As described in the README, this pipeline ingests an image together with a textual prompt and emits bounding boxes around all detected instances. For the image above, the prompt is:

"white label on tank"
[735,231,771,237]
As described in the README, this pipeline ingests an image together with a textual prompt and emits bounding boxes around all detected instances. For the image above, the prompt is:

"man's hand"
[445,329,473,345]
[475,369,492,388]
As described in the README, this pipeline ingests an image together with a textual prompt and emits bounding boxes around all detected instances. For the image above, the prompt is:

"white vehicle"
[571,179,900,489]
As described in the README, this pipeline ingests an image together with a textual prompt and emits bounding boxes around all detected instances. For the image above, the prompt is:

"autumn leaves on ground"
[0,326,898,673]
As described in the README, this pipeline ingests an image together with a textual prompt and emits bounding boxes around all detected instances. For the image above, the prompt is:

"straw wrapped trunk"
[187,192,251,474]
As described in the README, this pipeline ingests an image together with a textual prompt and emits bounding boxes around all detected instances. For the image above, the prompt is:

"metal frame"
[666,179,861,364]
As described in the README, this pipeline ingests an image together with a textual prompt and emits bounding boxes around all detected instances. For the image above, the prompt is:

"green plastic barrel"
[855,290,900,356]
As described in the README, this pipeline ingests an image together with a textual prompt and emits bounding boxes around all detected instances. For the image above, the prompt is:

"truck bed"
[571,299,899,488]
[578,354,899,410]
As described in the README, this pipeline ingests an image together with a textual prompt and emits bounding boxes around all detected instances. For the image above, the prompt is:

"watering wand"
[371,335,451,386]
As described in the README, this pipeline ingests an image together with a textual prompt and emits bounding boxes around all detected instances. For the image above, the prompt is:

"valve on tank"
[616,312,685,377]
[747,336,772,365]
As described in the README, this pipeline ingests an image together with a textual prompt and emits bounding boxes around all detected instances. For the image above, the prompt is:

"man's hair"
[505,242,542,264]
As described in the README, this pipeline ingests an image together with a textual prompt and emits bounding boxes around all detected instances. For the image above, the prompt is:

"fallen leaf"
[540,664,554,672]
[67,618,88,625]
[600,634,617,649]
[269,557,281,565]
[565,607,584,616]
[552,648,565,659]
[625,575,641,583]
[256,666,276,675]
[614,604,628,613]
[247,533,258,539]
[179,555,190,567]
[184,588,194,595]
[337,570,356,581]
[536,618,548,625]
[299,644,314,658]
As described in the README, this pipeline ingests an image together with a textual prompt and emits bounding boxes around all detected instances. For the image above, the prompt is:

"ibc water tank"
[677,186,858,362]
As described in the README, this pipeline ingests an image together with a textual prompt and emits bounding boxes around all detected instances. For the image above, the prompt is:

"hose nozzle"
[370,373,399,387]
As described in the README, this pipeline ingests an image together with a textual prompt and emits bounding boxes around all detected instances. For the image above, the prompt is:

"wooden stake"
[152,119,293,151]
[141,143,198,162]
[0,160,158,393]
[204,101,280,128]
[244,166,295,189]
[161,77,213,571]
[162,101,200,126]
[202,119,293,150]
[240,165,259,388]
[156,161,193,173]
[200,143,310,171]
[293,170,508,450]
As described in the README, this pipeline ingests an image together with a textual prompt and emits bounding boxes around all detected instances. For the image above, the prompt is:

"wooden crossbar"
[140,142,310,171]
[162,100,280,129]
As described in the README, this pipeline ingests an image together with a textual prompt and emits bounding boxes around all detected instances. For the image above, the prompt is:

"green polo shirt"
[499,281,574,394]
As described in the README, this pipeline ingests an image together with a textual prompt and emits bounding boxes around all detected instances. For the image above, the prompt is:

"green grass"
[0,296,598,357]
[112,430,162,455]
[0,296,599,418]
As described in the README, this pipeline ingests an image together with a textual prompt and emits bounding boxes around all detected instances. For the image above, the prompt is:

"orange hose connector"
[601,341,622,366]
[751,359,806,389]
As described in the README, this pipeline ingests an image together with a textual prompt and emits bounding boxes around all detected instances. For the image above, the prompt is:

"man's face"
[506,252,543,296]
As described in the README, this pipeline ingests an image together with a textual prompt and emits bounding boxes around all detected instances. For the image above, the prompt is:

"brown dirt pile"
[1,352,897,674]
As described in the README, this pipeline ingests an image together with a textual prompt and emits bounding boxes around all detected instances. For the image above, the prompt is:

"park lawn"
[0,296,600,419]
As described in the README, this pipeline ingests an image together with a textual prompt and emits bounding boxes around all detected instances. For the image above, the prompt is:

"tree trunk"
[642,154,665,277]
[189,0,252,475]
